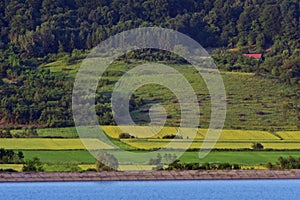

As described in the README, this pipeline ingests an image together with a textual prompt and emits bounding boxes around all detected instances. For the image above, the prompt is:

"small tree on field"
[22,157,44,172]
[251,142,264,150]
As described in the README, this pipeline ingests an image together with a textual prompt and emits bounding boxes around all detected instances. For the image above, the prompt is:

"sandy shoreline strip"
[0,170,300,182]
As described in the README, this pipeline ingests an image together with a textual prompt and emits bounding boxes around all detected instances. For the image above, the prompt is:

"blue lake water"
[0,179,299,200]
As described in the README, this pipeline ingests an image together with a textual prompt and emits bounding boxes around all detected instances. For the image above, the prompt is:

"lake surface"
[0,179,299,200]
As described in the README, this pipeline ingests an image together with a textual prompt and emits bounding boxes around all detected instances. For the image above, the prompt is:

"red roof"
[243,54,263,59]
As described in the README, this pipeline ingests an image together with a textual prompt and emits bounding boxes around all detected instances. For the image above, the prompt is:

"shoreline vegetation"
[1,170,300,183]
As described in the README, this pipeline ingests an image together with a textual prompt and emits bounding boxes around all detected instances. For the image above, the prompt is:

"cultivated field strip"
[3,127,300,150]
[102,126,280,140]
[276,131,300,140]
[0,138,114,150]
[122,140,300,150]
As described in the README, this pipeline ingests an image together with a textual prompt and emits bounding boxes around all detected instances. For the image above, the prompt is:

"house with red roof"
[243,54,264,62]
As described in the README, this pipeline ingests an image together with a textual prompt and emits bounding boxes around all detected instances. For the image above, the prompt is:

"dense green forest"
[0,0,299,127]
[0,0,299,54]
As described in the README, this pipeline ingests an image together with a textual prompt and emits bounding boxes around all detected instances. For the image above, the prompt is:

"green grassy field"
[118,67,298,130]
[42,57,82,77]
[19,150,300,166]
[44,59,299,130]
[22,150,96,164]
[36,127,79,138]
[11,127,79,138]
[1,147,299,171]
[180,151,300,166]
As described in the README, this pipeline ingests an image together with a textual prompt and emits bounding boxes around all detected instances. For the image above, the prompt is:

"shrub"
[232,164,241,170]
[152,163,164,170]
[251,142,264,150]
[266,162,276,169]
[166,161,241,171]
[0,168,18,172]
[22,157,44,172]
[119,133,135,139]
[0,129,13,138]
[162,135,183,139]
[217,163,232,170]
[14,127,38,138]
[84,168,97,172]
[266,156,300,169]
[256,111,265,115]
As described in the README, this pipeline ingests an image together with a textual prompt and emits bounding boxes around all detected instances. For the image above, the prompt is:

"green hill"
[0,57,299,130]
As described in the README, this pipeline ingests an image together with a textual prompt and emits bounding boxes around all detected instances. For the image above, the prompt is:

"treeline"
[0,0,299,57]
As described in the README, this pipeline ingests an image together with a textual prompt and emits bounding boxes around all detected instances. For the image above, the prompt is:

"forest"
[0,0,299,53]
[0,0,299,127]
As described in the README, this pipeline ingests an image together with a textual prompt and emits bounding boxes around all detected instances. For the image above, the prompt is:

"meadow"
[105,67,298,130]
[44,59,299,130]
[11,127,79,138]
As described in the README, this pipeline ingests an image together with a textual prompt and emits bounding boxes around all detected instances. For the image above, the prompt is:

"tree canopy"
[0,0,299,56]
